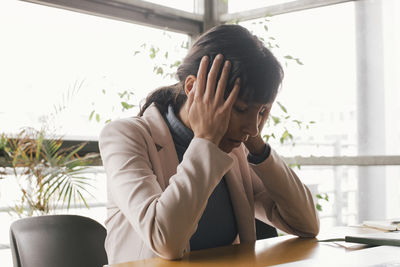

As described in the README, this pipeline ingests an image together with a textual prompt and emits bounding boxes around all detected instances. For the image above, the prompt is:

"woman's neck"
[178,102,192,131]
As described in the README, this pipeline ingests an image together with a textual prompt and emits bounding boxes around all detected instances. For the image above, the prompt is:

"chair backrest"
[255,219,278,240]
[9,215,108,267]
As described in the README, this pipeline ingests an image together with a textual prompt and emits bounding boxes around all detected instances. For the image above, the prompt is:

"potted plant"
[0,127,98,217]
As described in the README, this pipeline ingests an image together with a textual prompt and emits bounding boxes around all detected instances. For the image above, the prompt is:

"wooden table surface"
[106,227,382,267]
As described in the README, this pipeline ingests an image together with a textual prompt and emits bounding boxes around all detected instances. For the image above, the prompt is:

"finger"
[224,77,240,109]
[214,60,231,105]
[260,106,271,126]
[186,83,195,112]
[259,114,268,131]
[194,56,209,99]
[204,54,224,101]
[261,110,269,123]
[257,107,271,134]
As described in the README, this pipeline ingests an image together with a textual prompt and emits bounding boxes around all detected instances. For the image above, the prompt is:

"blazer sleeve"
[99,118,234,260]
[250,148,320,237]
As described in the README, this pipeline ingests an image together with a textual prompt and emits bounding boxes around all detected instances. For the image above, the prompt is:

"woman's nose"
[242,115,259,137]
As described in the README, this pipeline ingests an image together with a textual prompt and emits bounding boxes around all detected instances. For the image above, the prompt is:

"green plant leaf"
[118,91,127,98]
[271,116,281,125]
[60,143,87,165]
[43,174,65,200]
[121,101,134,110]
[181,41,189,49]
[66,183,73,209]
[170,60,181,68]
[295,58,304,65]
[288,163,301,170]
[293,119,302,129]
[89,110,95,121]
[316,203,322,212]
[149,46,159,59]
[156,67,163,75]
[76,189,89,209]
[280,129,292,144]
[277,101,288,113]
[316,193,329,202]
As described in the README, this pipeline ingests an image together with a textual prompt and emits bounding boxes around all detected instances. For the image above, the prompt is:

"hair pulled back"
[139,24,283,116]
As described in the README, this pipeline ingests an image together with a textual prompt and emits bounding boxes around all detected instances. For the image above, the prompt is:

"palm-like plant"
[1,128,98,217]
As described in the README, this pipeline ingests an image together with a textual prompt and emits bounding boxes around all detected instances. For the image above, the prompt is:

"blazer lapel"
[142,104,179,190]
[225,152,256,243]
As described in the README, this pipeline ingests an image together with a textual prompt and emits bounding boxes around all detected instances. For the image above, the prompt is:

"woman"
[99,24,319,264]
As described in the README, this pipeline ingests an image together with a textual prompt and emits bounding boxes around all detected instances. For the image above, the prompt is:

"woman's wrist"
[247,143,271,164]
[195,133,220,146]
[245,136,266,156]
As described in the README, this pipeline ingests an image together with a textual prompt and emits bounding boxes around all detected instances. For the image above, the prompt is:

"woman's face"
[219,98,272,153]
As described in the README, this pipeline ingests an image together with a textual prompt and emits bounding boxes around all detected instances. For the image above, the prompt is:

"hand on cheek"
[244,108,270,156]
[185,54,240,148]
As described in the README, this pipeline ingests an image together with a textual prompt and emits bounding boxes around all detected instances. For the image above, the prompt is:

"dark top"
[163,105,270,250]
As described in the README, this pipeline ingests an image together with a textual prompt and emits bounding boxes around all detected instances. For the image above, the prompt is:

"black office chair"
[255,218,278,240]
[9,214,108,267]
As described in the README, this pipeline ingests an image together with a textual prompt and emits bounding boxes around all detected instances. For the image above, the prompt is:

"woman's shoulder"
[99,116,151,142]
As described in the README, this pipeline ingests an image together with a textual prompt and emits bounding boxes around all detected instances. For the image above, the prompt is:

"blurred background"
[1,0,399,265]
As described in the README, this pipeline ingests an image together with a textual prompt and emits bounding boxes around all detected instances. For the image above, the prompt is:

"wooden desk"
[106,227,382,267]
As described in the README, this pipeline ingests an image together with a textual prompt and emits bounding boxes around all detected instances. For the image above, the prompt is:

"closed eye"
[234,106,247,113]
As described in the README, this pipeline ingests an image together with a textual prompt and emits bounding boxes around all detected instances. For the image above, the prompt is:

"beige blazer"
[99,104,319,264]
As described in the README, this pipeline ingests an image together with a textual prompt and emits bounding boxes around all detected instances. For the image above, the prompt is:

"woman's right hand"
[185,54,240,147]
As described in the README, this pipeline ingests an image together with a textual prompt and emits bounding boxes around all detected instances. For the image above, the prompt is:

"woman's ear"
[184,75,197,96]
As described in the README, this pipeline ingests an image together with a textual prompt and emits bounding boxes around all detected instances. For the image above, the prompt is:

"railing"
[2,139,400,166]
[283,155,400,166]
[1,140,400,248]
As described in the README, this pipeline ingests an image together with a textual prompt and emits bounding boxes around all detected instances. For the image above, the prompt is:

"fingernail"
[224,60,231,67]
[235,77,241,84]
[202,55,209,62]
[216,54,223,60]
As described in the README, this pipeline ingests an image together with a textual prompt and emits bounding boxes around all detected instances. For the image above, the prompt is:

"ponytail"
[138,82,187,116]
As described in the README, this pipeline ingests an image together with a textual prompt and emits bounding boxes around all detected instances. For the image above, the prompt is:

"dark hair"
[139,24,283,116]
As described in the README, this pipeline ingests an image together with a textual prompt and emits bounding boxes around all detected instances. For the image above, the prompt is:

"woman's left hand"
[243,109,270,156]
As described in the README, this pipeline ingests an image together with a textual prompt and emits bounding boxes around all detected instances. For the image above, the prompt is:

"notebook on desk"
[319,231,400,247]
[273,246,400,267]
[363,220,400,231]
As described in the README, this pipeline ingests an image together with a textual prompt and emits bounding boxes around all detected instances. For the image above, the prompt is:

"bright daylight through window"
[1,0,400,266]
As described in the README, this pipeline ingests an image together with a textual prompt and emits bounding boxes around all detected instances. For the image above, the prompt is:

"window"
[141,0,198,13]
[0,1,188,265]
[228,0,296,13]
[1,2,400,265]
[0,0,189,139]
